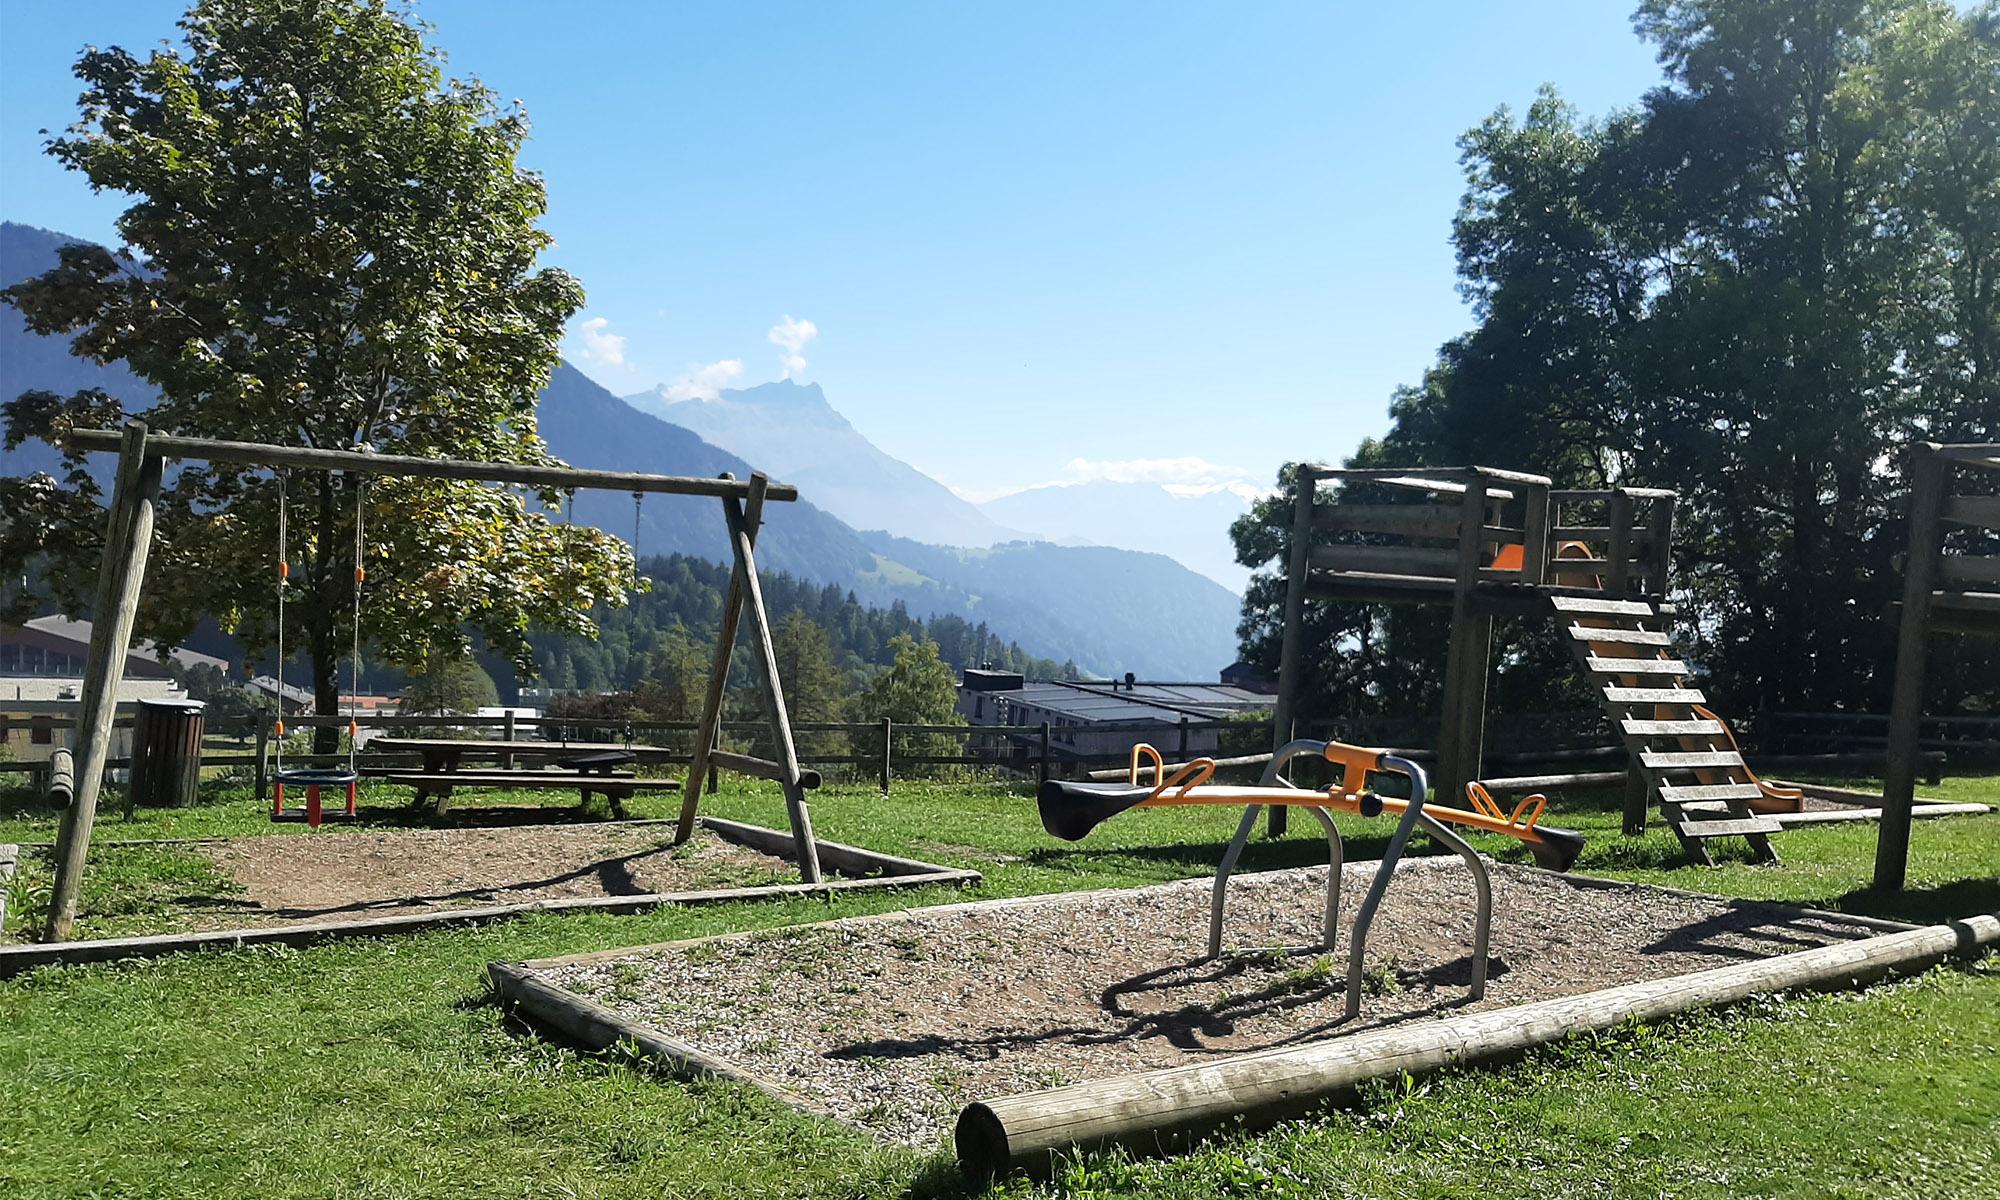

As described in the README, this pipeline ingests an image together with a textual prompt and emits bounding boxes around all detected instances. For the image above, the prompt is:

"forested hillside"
[525,552,1075,696]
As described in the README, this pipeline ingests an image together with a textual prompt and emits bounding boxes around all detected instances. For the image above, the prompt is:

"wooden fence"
[3,708,1977,796]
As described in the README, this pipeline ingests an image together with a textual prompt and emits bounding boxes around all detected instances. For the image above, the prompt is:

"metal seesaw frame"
[1204,740,1493,1020]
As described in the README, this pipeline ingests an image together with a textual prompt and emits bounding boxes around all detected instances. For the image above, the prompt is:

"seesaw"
[1037,739,1586,1019]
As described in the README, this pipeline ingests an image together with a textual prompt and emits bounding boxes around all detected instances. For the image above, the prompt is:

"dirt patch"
[530,860,1887,1147]
[170,826,795,931]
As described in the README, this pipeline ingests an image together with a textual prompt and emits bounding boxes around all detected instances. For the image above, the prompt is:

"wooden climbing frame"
[1267,464,1789,863]
[1877,441,2000,889]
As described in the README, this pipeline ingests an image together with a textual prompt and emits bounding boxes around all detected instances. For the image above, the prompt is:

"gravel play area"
[524,860,1890,1147]
[178,824,797,930]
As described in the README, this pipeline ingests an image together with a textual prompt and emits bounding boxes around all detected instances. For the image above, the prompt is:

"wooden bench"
[382,770,682,818]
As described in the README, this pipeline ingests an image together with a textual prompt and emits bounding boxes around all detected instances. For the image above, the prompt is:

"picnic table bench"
[368,738,683,817]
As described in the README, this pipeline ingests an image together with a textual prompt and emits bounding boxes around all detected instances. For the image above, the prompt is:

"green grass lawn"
[0,771,1995,1198]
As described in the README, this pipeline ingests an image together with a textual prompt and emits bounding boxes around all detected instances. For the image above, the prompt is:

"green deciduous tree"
[398,645,500,718]
[1234,0,2000,723]
[2,0,630,748]
[861,633,963,773]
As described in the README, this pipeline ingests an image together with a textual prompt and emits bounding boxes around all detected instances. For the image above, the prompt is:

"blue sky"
[1,2,1665,499]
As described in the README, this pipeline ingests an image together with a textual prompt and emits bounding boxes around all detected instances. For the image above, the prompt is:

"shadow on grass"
[1819,877,2000,926]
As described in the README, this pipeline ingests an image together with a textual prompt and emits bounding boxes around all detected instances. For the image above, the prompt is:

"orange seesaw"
[1039,741,1585,872]
[1038,739,1587,1018]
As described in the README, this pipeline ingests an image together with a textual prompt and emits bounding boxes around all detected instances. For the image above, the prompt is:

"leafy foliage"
[0,0,629,740]
[1235,0,2000,724]
[861,634,966,770]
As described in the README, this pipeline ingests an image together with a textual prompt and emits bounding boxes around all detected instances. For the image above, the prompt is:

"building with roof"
[1,616,216,763]
[958,670,1275,763]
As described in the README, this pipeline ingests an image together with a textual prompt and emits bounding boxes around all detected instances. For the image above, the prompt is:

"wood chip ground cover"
[529,859,1889,1148]
[8,825,796,940]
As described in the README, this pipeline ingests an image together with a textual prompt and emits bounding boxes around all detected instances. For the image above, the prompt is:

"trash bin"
[128,698,207,808]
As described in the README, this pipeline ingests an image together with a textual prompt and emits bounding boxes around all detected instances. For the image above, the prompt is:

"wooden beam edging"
[0,818,978,978]
[954,913,2000,1180]
[0,843,17,934]
[485,962,832,1115]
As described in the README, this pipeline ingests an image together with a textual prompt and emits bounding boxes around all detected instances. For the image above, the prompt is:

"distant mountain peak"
[621,376,1020,549]
[644,376,829,410]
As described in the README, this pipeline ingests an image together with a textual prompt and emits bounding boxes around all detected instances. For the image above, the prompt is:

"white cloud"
[767,314,818,377]
[657,358,745,404]
[573,315,627,368]
[1059,455,1250,486]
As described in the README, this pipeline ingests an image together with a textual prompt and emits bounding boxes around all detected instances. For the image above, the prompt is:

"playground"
[2,772,1995,1198]
[1,431,1994,1197]
[501,859,1893,1149]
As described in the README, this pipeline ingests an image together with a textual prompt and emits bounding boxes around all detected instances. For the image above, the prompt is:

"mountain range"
[626,380,1024,548]
[0,220,1243,679]
[627,377,1260,592]
[980,480,1257,592]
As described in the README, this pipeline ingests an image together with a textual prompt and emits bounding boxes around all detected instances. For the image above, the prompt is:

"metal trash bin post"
[128,698,208,808]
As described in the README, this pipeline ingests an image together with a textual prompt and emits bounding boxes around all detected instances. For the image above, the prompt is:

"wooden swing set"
[42,420,823,942]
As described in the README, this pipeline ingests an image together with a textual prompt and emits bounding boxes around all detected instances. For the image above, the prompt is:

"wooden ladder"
[1549,595,1782,865]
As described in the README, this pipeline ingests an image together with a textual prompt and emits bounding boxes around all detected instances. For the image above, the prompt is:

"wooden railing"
[1295,467,1679,598]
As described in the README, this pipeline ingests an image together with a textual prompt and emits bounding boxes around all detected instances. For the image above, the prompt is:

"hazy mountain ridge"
[2,220,1241,677]
[628,379,1024,548]
[855,530,1242,682]
[980,479,1257,592]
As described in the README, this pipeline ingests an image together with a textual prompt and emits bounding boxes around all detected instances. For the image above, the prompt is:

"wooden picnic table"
[368,737,681,773]
[366,738,683,816]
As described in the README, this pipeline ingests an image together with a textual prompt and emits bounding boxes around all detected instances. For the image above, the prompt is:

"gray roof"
[248,675,314,705]
[24,615,233,674]
[982,680,1273,724]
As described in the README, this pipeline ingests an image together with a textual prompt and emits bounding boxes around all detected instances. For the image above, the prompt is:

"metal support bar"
[1342,754,1430,1020]
[1412,812,1492,1001]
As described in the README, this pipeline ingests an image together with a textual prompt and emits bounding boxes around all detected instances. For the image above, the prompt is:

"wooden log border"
[0,817,978,977]
[483,861,1961,1179]
[956,912,2000,1179]
[0,843,17,935]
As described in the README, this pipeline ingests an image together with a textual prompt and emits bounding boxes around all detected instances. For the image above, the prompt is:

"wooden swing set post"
[45,422,163,942]
[45,427,818,942]
[673,474,763,847]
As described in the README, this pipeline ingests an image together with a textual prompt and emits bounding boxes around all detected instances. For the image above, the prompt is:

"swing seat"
[272,766,362,829]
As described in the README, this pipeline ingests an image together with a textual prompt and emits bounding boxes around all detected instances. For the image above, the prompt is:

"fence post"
[254,724,270,806]
[879,717,893,794]
[1039,721,1051,786]
[501,709,517,770]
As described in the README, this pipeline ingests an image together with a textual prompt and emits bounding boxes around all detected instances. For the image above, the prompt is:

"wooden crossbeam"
[1586,656,1688,675]
[61,428,799,501]
[1569,625,1672,646]
[1602,686,1706,705]
[1659,782,1766,803]
[1550,595,1657,617]
[1640,750,1745,770]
